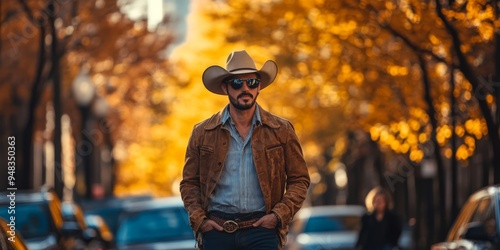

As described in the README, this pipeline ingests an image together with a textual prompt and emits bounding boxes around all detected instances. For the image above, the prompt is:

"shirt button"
[218,162,222,166]
[223,142,227,146]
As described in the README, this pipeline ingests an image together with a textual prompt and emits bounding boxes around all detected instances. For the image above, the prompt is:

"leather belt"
[209,214,258,233]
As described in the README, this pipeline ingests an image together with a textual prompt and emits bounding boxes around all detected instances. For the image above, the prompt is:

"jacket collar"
[204,104,280,130]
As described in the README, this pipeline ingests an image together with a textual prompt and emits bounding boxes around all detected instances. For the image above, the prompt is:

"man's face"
[221,73,261,111]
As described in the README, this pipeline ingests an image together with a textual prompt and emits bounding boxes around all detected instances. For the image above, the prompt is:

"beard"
[229,92,258,111]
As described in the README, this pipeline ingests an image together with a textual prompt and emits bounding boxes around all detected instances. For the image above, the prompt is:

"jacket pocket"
[266,144,285,175]
[199,145,214,184]
[266,144,286,202]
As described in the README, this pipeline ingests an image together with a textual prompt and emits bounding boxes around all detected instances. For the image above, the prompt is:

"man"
[180,50,310,250]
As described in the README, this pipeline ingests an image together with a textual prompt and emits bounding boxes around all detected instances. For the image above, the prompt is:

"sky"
[118,0,191,49]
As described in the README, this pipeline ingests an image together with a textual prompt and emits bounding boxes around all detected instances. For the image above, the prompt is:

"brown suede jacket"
[180,105,310,249]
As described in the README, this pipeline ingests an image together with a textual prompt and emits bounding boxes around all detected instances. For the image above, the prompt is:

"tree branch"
[364,3,452,66]
[18,0,36,23]
[383,24,452,66]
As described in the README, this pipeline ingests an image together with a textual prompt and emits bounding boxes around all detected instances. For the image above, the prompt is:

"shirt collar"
[221,105,262,126]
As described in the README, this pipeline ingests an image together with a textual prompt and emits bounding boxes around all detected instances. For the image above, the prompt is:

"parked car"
[285,205,366,250]
[0,189,77,250]
[81,195,152,236]
[62,201,109,249]
[115,196,196,250]
[285,205,414,250]
[84,214,114,249]
[0,217,28,250]
[432,185,500,250]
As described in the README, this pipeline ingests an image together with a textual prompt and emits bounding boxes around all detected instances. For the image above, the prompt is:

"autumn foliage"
[1,0,499,246]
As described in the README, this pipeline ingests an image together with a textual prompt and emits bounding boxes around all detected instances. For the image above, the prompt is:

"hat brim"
[202,60,278,95]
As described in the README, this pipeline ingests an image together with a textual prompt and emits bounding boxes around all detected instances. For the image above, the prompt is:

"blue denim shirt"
[207,106,266,213]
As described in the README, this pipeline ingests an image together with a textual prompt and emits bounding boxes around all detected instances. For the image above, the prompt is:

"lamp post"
[92,95,110,199]
[72,68,96,200]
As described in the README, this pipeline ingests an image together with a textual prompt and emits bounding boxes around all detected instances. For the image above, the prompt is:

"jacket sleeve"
[271,122,310,228]
[179,127,207,233]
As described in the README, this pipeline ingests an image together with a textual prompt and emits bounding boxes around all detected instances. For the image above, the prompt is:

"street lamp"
[72,67,96,200]
[72,68,96,107]
[92,95,111,199]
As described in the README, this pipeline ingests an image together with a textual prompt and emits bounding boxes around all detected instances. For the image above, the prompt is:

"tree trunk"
[49,1,63,199]
[369,137,387,189]
[450,69,459,223]
[17,0,48,190]
[416,177,435,248]
[494,0,500,185]
[494,0,499,126]
[418,55,448,241]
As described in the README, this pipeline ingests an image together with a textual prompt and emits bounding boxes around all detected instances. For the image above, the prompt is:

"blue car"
[115,196,195,250]
[0,189,78,250]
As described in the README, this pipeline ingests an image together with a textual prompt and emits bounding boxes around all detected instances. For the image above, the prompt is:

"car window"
[469,197,497,238]
[450,197,494,241]
[116,207,193,245]
[454,197,499,241]
[448,199,480,241]
[482,203,497,238]
[469,198,491,224]
[86,207,125,234]
[303,215,361,233]
[0,204,53,239]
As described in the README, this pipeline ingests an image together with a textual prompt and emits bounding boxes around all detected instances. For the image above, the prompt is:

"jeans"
[202,227,279,250]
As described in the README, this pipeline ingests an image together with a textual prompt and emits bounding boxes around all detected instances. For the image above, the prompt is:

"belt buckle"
[222,220,239,233]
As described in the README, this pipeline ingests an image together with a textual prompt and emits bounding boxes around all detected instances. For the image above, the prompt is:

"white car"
[286,205,366,250]
[286,205,413,250]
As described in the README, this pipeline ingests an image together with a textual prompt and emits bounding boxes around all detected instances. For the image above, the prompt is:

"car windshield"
[303,215,361,233]
[116,207,193,245]
[86,207,125,234]
[0,203,52,239]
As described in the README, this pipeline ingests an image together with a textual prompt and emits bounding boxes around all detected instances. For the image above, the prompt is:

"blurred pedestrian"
[356,187,402,250]
[180,50,310,250]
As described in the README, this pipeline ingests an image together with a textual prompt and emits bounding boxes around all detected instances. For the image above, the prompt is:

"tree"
[1,0,174,198]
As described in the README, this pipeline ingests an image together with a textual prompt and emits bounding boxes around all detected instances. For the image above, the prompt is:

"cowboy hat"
[202,50,278,95]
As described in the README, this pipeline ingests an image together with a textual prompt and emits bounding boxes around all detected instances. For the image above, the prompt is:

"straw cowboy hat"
[202,50,278,95]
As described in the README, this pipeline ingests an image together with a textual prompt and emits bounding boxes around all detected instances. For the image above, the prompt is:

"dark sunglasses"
[225,78,261,90]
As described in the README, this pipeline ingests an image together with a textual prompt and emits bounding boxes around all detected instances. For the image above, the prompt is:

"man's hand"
[252,214,278,229]
[200,219,224,233]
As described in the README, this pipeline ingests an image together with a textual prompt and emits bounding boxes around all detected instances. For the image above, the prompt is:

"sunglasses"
[225,78,261,90]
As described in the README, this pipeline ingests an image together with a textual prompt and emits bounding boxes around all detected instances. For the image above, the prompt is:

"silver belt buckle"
[222,220,239,233]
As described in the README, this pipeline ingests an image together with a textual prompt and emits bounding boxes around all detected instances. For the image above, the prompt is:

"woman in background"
[356,187,402,250]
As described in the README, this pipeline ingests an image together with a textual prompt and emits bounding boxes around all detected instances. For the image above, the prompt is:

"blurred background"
[1,0,499,249]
